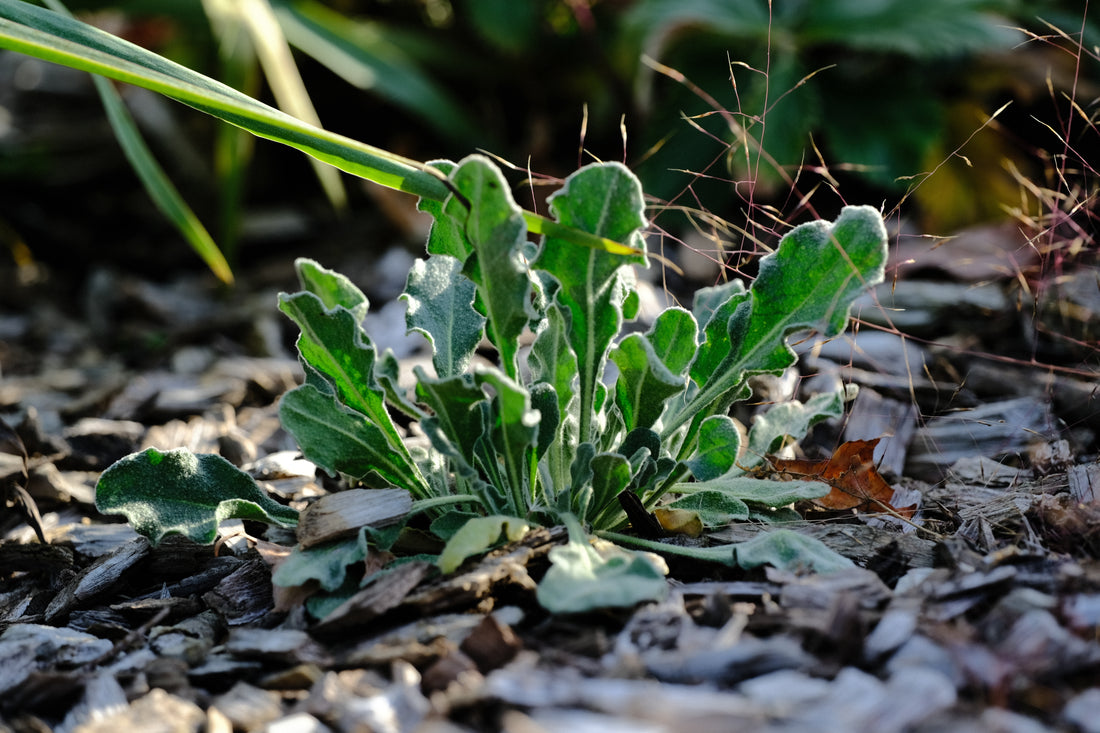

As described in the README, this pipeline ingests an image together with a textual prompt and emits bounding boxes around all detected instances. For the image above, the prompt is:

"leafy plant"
[4,3,888,613]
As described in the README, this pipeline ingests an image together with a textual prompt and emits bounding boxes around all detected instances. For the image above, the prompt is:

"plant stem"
[596,530,736,567]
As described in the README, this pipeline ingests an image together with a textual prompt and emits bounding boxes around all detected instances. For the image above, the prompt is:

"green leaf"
[529,294,578,494]
[684,415,741,480]
[672,475,830,508]
[535,163,648,444]
[667,490,750,526]
[402,255,485,379]
[0,3,643,261]
[589,452,633,522]
[437,515,530,574]
[95,447,297,545]
[742,387,854,469]
[475,367,540,516]
[279,384,429,496]
[536,514,668,614]
[415,370,487,469]
[278,291,415,470]
[444,156,534,379]
[294,257,369,321]
[272,532,366,592]
[732,529,854,574]
[688,286,753,389]
[609,306,697,433]
[667,206,887,437]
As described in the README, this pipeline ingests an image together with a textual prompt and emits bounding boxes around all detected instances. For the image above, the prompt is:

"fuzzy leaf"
[733,529,855,573]
[476,367,541,515]
[535,163,648,443]
[437,515,530,573]
[417,160,467,259]
[667,490,750,526]
[671,475,830,508]
[589,452,633,521]
[95,448,297,545]
[279,384,428,496]
[272,532,366,592]
[529,300,578,493]
[402,255,485,378]
[670,206,887,436]
[414,370,487,476]
[684,415,741,480]
[444,155,534,378]
[610,308,697,433]
[745,206,887,371]
[278,290,409,461]
[294,257,369,322]
[743,387,855,469]
[536,514,667,613]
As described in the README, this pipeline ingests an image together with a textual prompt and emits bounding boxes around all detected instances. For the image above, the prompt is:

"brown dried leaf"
[769,439,915,519]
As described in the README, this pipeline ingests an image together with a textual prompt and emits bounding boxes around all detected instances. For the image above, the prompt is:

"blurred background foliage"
[0,0,1096,277]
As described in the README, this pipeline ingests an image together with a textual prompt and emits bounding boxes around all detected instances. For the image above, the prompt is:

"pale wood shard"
[296,489,413,549]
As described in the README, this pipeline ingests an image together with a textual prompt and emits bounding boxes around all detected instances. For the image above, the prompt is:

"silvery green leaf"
[293,257,369,322]
[444,155,535,379]
[669,206,887,437]
[684,415,741,480]
[279,384,429,497]
[278,291,408,460]
[402,254,485,378]
[672,474,830,508]
[534,163,647,444]
[95,448,298,546]
[733,529,854,574]
[536,514,667,613]
[667,490,750,526]
[742,386,856,469]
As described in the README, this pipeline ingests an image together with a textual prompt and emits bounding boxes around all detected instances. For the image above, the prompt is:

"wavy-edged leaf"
[669,206,887,435]
[743,386,855,469]
[95,447,297,545]
[402,255,484,379]
[278,290,408,461]
[535,163,648,444]
[279,384,428,497]
[294,257,369,321]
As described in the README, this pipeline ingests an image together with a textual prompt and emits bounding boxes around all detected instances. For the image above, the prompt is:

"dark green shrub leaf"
[95,447,297,546]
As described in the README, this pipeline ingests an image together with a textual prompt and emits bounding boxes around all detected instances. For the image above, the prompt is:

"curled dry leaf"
[768,439,916,519]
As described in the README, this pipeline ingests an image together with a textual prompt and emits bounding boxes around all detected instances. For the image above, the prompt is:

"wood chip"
[296,489,413,549]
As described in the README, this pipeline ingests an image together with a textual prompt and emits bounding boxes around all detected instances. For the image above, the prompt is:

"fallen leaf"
[768,439,915,519]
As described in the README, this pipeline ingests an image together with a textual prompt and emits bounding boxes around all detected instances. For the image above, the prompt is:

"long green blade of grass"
[42,0,234,284]
[0,0,645,258]
[0,0,452,199]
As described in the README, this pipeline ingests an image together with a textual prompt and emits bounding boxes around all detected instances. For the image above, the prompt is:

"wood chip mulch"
[2,255,1100,733]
